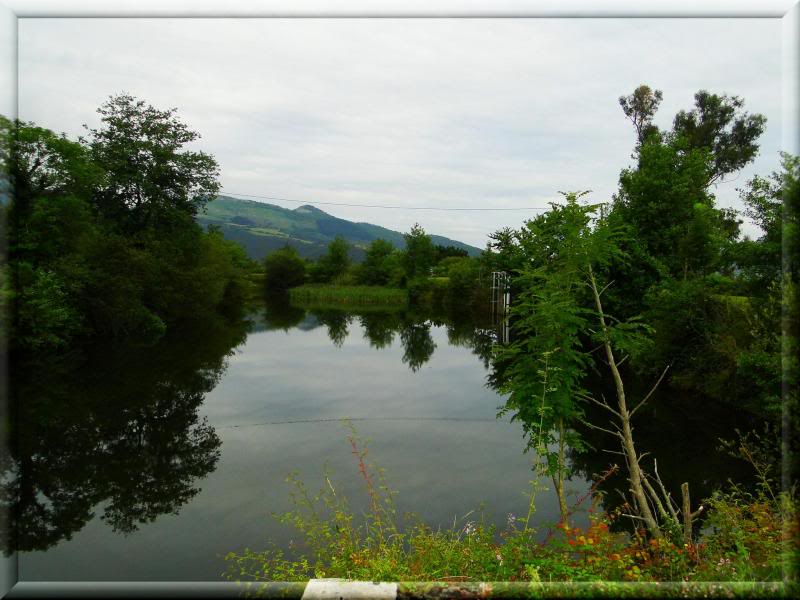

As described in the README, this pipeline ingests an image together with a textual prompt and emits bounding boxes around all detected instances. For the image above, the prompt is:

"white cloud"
[18,17,782,246]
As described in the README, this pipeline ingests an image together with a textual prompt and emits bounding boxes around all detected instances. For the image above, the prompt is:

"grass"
[289,285,408,306]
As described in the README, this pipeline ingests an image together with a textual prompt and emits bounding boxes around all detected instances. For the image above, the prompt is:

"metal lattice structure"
[490,271,511,345]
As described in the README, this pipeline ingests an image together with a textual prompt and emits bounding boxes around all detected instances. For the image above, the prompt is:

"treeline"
[262,225,486,308]
[0,95,254,352]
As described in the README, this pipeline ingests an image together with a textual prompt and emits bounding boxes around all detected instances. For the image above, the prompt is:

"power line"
[219,416,504,429]
[222,191,549,211]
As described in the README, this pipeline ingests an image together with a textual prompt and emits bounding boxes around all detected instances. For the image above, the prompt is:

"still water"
[11,303,589,581]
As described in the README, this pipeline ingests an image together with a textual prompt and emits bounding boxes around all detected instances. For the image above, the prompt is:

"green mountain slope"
[197,196,482,261]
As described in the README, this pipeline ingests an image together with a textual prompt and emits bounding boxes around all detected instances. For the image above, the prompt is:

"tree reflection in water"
[2,315,249,554]
[274,300,497,374]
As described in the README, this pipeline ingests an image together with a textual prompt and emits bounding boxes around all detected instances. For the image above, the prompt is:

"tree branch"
[580,418,623,440]
[601,448,626,456]
[598,280,615,297]
[651,461,680,523]
[630,365,671,417]
[584,394,622,419]
[621,513,648,521]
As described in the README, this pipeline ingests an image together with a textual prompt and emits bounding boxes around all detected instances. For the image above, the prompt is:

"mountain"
[197,196,483,261]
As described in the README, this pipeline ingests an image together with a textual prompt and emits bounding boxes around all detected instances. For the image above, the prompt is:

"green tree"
[497,192,688,537]
[734,153,797,292]
[443,257,478,307]
[619,84,663,146]
[606,86,763,315]
[671,90,767,186]
[87,93,220,233]
[312,236,351,283]
[263,245,306,292]
[4,104,251,351]
[402,223,436,281]
[359,238,396,286]
[434,244,468,261]
[6,118,103,211]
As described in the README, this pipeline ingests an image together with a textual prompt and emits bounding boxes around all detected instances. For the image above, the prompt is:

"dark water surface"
[11,303,588,581]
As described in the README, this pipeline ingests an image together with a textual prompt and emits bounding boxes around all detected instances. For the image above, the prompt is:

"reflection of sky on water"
[20,319,589,581]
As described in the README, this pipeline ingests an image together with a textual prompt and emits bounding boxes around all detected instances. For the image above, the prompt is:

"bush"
[263,246,306,292]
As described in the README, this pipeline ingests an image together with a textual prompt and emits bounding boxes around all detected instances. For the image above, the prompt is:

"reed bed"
[289,285,408,306]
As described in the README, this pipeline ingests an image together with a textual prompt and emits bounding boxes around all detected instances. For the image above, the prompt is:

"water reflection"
[2,316,249,554]
[13,299,577,581]
[261,297,497,373]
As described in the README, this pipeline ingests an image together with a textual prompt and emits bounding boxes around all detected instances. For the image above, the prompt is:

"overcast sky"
[18,18,782,247]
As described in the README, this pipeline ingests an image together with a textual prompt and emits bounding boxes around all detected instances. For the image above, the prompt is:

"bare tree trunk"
[681,482,692,545]
[552,418,569,525]
[588,265,662,537]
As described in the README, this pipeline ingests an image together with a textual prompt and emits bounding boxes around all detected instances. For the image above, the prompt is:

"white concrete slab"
[301,579,397,600]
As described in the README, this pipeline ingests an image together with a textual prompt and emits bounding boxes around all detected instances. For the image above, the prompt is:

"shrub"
[263,246,306,292]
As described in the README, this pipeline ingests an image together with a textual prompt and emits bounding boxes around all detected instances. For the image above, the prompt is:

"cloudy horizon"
[19,18,782,247]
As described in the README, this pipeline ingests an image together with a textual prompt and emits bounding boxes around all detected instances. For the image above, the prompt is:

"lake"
[10,301,591,581]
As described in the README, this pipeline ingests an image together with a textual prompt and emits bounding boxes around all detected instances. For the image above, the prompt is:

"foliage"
[441,257,480,307]
[607,86,762,296]
[670,91,767,186]
[289,285,408,306]
[435,244,469,261]
[402,223,436,280]
[619,85,663,146]
[496,193,636,522]
[87,93,220,233]
[357,238,399,286]
[4,97,252,351]
[263,245,306,292]
[309,236,351,283]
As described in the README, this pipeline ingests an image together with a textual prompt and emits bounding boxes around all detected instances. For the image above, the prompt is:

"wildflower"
[463,521,476,536]
[507,513,516,527]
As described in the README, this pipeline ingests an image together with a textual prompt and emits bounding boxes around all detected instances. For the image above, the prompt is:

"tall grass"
[289,285,408,306]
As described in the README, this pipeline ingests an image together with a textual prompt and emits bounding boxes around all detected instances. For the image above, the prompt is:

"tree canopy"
[2,95,253,352]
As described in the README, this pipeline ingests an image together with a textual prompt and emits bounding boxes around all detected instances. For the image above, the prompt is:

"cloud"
[18,17,781,246]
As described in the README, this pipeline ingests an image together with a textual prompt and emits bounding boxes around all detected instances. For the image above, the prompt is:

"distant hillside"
[197,196,482,261]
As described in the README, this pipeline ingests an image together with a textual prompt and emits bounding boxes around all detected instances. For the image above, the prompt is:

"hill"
[197,196,482,261]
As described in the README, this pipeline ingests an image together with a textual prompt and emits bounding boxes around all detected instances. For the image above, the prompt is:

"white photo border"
[1,1,798,597]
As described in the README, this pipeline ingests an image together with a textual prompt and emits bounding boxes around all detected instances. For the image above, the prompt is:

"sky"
[18,18,783,248]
